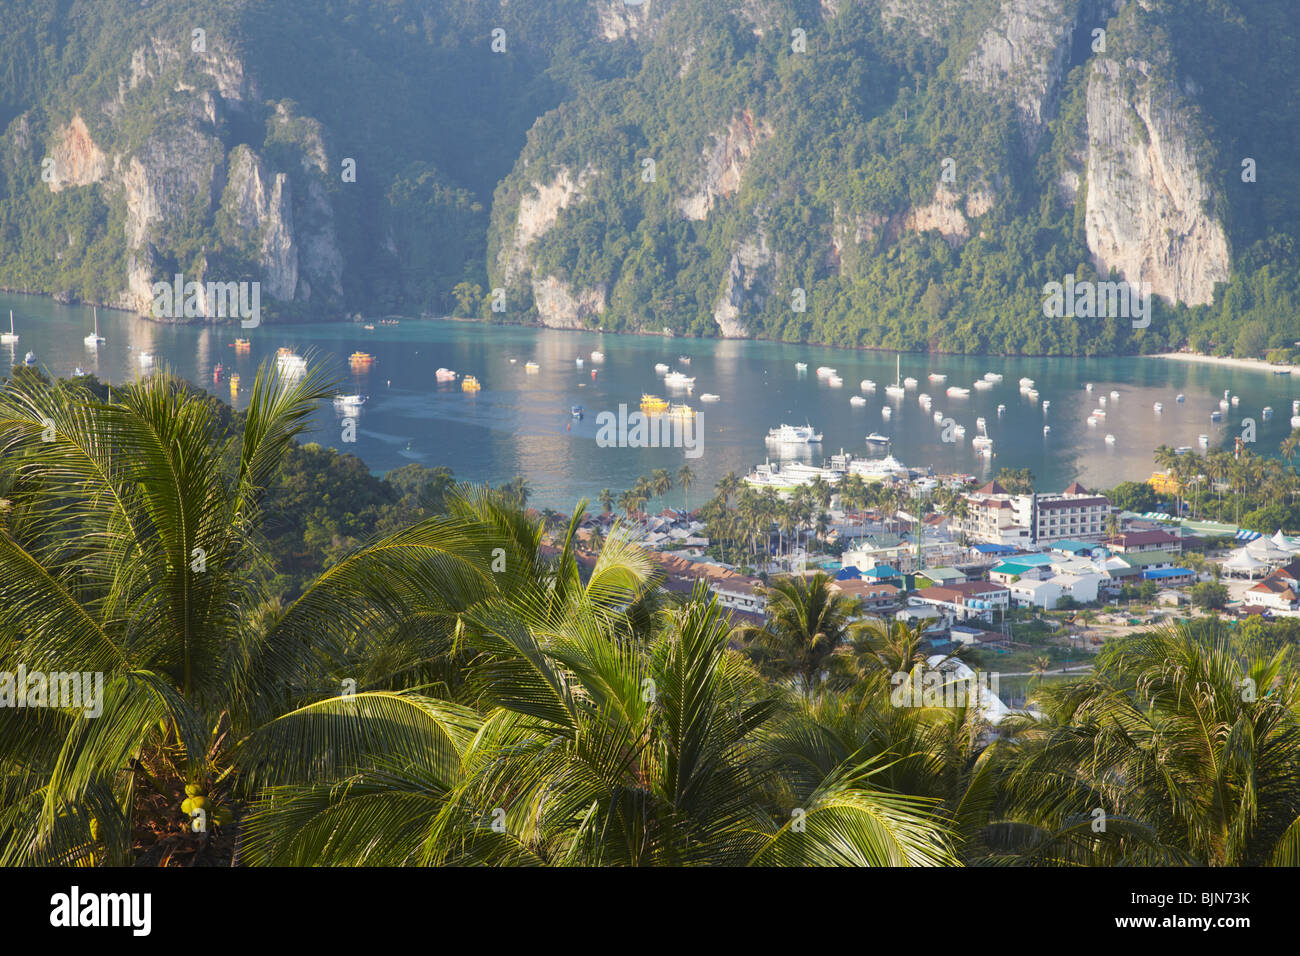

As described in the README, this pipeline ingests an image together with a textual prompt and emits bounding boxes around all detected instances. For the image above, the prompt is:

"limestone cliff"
[1083,56,1230,305]
[714,230,777,338]
[677,111,771,222]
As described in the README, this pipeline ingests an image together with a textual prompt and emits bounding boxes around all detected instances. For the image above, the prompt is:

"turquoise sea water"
[6,293,1296,510]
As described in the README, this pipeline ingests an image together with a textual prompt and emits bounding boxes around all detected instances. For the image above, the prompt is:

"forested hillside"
[1,0,1298,357]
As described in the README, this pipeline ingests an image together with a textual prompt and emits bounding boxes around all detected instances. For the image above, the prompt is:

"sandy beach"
[1146,352,1298,375]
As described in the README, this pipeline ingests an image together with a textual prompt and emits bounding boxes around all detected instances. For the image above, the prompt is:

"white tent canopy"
[1272,530,1300,552]
[1223,548,1270,577]
[1246,536,1292,562]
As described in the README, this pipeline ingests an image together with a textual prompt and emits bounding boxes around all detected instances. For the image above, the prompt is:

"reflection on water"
[5,291,1300,510]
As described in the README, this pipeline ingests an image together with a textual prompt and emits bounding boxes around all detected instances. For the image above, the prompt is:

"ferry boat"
[766,423,822,443]
[229,372,240,394]
[524,361,539,373]
[349,351,375,367]
[860,380,876,392]
[84,308,104,347]
[865,433,891,446]
[972,435,993,452]
[655,363,670,374]
[234,338,251,352]
[641,393,669,412]
[462,375,482,392]
[848,454,909,480]
[850,395,866,407]
[699,393,721,402]
[816,366,837,378]
[664,371,695,388]
[946,385,970,398]
[1,311,17,344]
[276,349,306,378]
[333,394,367,408]
[744,460,842,492]
[435,368,457,382]
[929,373,948,383]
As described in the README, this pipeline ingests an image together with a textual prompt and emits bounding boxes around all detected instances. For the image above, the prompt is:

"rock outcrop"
[532,275,607,328]
[1083,57,1230,305]
[714,230,777,337]
[677,111,771,221]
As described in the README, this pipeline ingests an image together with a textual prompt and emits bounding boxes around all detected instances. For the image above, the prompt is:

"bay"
[5,292,1297,510]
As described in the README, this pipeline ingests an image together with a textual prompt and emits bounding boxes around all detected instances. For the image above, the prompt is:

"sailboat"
[885,355,905,398]
[1,310,17,345]
[84,307,105,347]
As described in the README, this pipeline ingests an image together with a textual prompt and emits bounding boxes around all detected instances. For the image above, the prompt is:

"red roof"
[976,480,1009,495]
[1062,481,1089,494]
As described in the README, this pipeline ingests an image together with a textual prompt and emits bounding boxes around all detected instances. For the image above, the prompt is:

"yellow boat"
[349,351,375,367]
[233,338,251,352]
[462,375,482,392]
[524,361,539,373]
[640,393,669,412]
[229,373,240,394]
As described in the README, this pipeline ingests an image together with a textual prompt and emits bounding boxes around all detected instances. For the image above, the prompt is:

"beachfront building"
[956,481,1112,547]
[1245,559,1300,612]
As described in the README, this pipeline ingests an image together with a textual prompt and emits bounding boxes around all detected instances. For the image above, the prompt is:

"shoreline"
[1145,352,1297,375]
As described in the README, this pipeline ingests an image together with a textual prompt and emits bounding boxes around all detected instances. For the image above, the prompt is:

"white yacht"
[929,373,948,383]
[575,357,584,367]
[903,376,918,389]
[1105,434,1116,445]
[654,363,670,374]
[973,379,993,390]
[744,460,842,492]
[1085,383,1094,392]
[795,362,808,372]
[590,350,605,362]
[933,410,944,424]
[1291,415,1300,429]
[1042,400,1050,412]
[816,366,837,378]
[1231,395,1240,407]
[1177,394,1186,403]
[850,395,866,407]
[1025,388,1039,401]
[1154,402,1164,413]
[860,379,876,392]
[1110,390,1120,400]
[1199,434,1210,447]
[664,370,695,388]
[1043,425,1052,435]
[1018,377,1035,390]
[138,350,154,366]
[1,310,17,345]
[881,406,892,420]
[946,385,971,398]
[983,372,1003,383]
[972,435,993,453]
[865,433,891,446]
[1263,406,1273,420]
[84,307,105,347]
[996,404,1006,416]
[276,350,306,378]
[827,374,844,387]
[884,356,906,398]
[848,454,909,480]
[699,393,721,402]
[1087,416,1098,427]
[953,424,966,439]
[333,394,367,408]
[766,424,822,444]
[918,393,932,409]
[975,417,987,431]
[435,368,457,383]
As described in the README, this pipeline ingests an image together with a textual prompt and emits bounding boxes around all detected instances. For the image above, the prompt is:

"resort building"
[956,481,1112,546]
[1103,529,1183,554]
[909,581,1010,624]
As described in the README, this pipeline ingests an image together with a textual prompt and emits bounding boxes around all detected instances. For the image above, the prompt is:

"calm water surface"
[6,293,1297,510]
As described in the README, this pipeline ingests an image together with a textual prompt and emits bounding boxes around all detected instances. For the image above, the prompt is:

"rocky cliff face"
[1084,56,1230,305]
[713,229,777,338]
[677,111,771,221]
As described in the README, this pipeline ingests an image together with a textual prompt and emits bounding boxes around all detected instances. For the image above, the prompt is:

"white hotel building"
[958,481,1112,547]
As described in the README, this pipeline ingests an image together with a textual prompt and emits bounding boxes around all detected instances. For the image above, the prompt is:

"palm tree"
[0,364,505,865]
[676,464,695,514]
[739,572,862,688]
[597,488,615,514]
[650,468,672,509]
